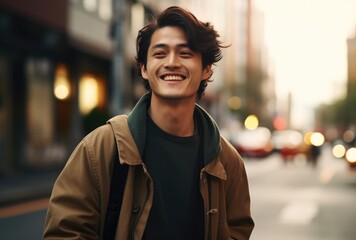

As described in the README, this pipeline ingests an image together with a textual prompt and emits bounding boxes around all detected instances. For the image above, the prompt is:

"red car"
[232,127,274,158]
[271,130,305,161]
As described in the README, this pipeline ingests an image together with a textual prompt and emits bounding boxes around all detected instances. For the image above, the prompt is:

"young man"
[43,6,254,240]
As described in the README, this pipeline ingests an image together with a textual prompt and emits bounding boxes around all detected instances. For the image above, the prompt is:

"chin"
[154,92,194,100]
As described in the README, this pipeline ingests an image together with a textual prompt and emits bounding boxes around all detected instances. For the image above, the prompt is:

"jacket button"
[132,204,141,214]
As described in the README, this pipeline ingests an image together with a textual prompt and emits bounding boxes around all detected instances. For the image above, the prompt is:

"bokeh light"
[79,76,99,115]
[343,130,355,143]
[273,117,287,130]
[332,144,346,158]
[310,132,325,147]
[244,115,259,130]
[54,65,70,100]
[228,96,242,110]
[345,147,356,163]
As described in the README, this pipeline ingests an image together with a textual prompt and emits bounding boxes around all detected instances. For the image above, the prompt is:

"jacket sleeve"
[228,161,255,240]
[43,135,102,239]
[226,149,255,239]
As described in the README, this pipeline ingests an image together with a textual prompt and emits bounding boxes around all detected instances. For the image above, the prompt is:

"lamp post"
[110,0,128,115]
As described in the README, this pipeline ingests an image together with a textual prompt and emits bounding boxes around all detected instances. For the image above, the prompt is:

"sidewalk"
[0,169,61,207]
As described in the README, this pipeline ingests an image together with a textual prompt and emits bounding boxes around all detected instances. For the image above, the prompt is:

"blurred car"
[232,127,274,158]
[271,129,306,161]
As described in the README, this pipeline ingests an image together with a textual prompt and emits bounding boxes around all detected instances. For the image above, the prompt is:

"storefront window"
[25,58,67,166]
[26,58,54,144]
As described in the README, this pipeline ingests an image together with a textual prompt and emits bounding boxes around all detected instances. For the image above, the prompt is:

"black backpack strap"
[103,150,128,240]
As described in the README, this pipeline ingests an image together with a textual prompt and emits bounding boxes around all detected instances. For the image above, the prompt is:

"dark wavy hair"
[135,6,225,100]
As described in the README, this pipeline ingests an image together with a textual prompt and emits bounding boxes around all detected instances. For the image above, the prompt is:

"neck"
[149,96,196,137]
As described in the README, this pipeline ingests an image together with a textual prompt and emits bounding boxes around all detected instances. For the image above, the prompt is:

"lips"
[160,74,186,81]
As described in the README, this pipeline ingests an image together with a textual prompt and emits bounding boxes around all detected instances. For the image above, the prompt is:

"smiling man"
[142,26,211,101]
[43,6,254,240]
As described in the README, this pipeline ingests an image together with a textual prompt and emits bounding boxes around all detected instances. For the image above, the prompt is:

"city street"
[2,1,356,240]
[245,145,356,240]
[0,146,355,240]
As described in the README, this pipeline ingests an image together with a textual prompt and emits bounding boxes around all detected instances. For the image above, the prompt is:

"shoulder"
[219,136,243,163]
[83,114,129,148]
[219,136,245,175]
[83,124,116,150]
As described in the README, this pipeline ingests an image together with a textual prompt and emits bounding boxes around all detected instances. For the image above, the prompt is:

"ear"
[202,64,212,81]
[140,64,148,80]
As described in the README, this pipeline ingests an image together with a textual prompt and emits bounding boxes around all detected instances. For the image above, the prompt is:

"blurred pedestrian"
[43,6,254,240]
[308,144,321,168]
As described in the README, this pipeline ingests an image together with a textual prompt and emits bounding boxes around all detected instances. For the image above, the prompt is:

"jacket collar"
[126,92,222,166]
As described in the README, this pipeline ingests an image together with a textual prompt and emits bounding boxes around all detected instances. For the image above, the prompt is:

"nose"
[164,53,181,68]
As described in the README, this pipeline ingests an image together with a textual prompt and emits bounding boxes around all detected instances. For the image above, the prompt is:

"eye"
[180,50,193,58]
[153,51,166,58]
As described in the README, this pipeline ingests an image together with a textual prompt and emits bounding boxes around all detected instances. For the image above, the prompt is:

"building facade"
[0,0,113,173]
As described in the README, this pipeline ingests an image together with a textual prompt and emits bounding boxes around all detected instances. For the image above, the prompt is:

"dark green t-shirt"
[142,115,204,240]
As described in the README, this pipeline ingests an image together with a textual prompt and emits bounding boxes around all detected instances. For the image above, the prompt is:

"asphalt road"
[245,146,356,240]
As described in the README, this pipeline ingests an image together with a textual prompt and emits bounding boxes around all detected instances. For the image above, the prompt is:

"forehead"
[149,26,188,48]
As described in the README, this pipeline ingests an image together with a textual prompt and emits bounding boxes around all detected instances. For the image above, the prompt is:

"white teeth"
[163,75,184,81]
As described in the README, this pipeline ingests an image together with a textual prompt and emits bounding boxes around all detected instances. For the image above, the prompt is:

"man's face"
[141,26,211,102]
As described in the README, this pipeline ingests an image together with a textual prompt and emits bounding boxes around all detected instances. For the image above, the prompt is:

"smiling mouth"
[161,74,186,81]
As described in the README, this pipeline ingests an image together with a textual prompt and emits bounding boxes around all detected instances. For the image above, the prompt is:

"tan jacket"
[44,94,254,240]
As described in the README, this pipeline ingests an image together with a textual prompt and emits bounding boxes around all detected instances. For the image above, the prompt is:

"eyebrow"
[151,43,190,49]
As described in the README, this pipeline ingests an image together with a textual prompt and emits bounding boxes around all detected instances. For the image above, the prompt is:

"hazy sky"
[255,0,356,129]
